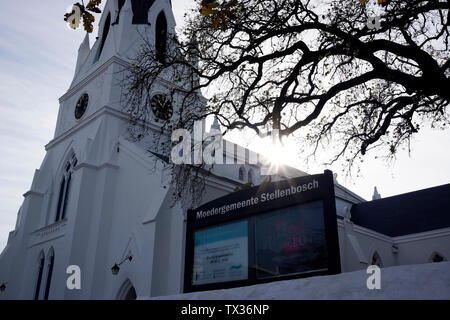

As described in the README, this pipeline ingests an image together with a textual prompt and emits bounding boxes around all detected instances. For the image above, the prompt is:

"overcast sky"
[0,0,449,252]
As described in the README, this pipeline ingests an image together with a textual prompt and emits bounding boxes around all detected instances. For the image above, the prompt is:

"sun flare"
[257,134,300,169]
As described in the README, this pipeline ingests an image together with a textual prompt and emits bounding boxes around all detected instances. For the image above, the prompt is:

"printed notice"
[192,220,248,285]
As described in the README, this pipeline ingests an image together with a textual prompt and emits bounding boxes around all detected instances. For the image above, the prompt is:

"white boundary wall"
[143,262,450,300]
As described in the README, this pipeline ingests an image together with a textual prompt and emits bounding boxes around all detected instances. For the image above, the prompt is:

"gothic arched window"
[55,154,77,222]
[155,11,167,63]
[43,249,55,300]
[95,13,111,62]
[371,252,383,268]
[238,166,245,181]
[33,251,45,300]
[248,169,254,185]
[118,0,125,12]
[124,286,137,300]
[113,0,126,24]
[117,279,137,300]
[131,0,155,24]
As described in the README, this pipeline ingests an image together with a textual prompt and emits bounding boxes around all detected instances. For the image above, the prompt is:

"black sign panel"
[184,170,341,293]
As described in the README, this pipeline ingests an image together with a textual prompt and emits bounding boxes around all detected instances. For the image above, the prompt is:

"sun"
[267,139,286,165]
[256,133,300,170]
[218,121,301,170]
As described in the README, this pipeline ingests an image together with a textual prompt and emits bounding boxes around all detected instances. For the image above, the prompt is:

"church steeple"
[372,186,381,200]
[70,0,176,88]
[57,0,178,138]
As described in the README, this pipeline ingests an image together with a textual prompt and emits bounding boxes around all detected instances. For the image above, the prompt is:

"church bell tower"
[55,0,176,137]
[0,0,186,300]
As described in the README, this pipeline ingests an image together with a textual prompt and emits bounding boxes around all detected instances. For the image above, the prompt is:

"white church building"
[0,0,449,300]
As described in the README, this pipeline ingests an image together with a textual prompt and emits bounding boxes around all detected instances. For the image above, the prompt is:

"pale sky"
[0,0,449,252]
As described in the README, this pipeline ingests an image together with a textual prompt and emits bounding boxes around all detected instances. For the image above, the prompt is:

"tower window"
[55,154,77,222]
[113,0,126,24]
[55,177,66,222]
[131,0,155,24]
[118,0,125,12]
[155,11,167,63]
[95,13,111,62]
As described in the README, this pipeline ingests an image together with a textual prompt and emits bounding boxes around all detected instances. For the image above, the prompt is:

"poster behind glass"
[255,201,328,279]
[193,220,248,285]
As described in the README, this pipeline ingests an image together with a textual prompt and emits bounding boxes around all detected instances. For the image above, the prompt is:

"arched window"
[124,286,137,300]
[118,0,125,12]
[429,252,447,263]
[248,169,254,185]
[371,252,383,268]
[131,0,155,24]
[95,13,111,62]
[238,166,245,181]
[113,0,126,24]
[55,154,77,222]
[33,251,45,300]
[155,11,167,63]
[43,249,55,300]
[117,279,137,300]
[55,178,66,221]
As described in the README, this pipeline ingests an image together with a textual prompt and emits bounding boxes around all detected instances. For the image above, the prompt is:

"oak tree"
[126,0,449,168]
[66,0,450,204]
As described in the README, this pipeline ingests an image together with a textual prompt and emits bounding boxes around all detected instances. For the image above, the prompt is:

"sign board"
[184,170,341,292]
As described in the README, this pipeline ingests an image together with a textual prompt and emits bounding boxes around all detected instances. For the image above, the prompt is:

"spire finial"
[372,186,381,200]
[210,116,221,132]
[74,32,91,76]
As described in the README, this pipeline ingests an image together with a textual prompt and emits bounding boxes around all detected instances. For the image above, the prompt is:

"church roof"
[350,183,450,237]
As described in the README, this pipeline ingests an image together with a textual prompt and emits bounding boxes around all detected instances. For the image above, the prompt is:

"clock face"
[150,94,173,121]
[74,93,89,120]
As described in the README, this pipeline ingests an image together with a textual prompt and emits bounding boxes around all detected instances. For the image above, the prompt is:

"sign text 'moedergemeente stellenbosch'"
[195,179,319,220]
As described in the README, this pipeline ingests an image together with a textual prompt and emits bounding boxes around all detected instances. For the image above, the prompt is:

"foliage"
[64,0,102,33]
[64,0,450,203]
[125,0,449,171]
[200,0,239,30]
